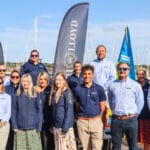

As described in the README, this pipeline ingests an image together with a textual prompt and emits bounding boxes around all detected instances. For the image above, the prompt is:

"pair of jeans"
[111,116,138,150]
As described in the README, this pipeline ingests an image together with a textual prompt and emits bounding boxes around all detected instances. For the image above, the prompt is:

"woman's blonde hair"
[16,73,37,97]
[36,71,50,87]
[136,67,147,76]
[49,72,68,105]
[0,77,5,92]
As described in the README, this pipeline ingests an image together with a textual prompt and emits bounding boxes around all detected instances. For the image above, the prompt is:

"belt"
[112,113,137,120]
[78,115,101,120]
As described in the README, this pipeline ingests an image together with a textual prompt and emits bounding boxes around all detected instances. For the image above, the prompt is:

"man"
[90,45,116,91]
[67,60,83,91]
[90,44,116,127]
[74,64,106,150]
[0,64,10,86]
[20,49,48,85]
[67,61,83,148]
[108,62,144,150]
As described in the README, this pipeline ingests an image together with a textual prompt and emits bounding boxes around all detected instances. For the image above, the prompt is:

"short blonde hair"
[136,67,146,75]
[36,71,50,87]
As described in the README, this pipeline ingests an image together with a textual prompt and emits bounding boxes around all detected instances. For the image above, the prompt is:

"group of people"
[0,45,149,150]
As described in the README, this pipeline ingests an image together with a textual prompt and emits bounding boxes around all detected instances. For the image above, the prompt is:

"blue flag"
[118,27,135,80]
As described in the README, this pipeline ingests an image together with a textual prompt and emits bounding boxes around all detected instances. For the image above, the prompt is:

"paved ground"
[122,140,143,150]
[77,140,143,150]
[103,128,144,150]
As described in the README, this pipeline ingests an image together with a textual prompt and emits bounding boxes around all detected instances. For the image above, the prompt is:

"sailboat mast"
[34,16,37,49]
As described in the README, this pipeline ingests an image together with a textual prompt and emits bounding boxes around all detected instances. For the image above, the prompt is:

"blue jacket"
[137,80,150,119]
[11,92,43,131]
[67,73,83,91]
[40,85,52,124]
[51,88,74,132]
[5,82,19,96]
[20,60,48,85]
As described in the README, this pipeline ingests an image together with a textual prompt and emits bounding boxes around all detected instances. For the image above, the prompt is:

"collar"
[96,57,106,62]
[81,81,97,88]
[117,77,131,83]
[28,59,39,65]
[72,73,82,78]
[0,92,5,95]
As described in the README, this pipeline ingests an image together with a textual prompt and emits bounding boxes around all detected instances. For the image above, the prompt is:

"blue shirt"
[74,82,106,117]
[0,92,11,123]
[4,76,10,87]
[108,78,144,115]
[90,58,116,90]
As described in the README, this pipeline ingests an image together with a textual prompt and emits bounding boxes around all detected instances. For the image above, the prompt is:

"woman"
[137,67,150,150]
[49,72,76,150]
[5,69,20,95]
[5,70,20,150]
[0,77,11,149]
[20,49,48,85]
[35,71,54,150]
[11,73,43,150]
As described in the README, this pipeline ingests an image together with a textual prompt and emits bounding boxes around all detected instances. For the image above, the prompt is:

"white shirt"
[0,92,11,123]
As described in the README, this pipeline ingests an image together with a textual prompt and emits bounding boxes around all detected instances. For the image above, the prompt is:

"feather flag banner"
[52,2,89,77]
[0,42,4,65]
[118,27,135,80]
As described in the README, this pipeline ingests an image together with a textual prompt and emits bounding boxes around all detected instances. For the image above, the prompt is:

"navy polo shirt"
[74,82,106,118]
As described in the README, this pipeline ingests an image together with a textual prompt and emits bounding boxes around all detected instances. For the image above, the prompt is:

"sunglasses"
[11,76,20,79]
[118,68,129,71]
[0,82,3,85]
[31,54,38,58]
[0,69,6,72]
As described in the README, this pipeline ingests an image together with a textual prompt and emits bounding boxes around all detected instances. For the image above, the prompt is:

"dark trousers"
[6,123,13,150]
[41,123,54,150]
[111,116,138,150]
[74,120,82,150]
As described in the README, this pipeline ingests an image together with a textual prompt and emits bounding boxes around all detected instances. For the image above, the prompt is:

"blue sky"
[0,0,150,65]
